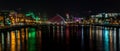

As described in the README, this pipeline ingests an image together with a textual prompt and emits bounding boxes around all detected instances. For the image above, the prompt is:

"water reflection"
[7,31,10,51]
[0,25,120,51]
[28,28,36,51]
[90,26,118,51]
[89,26,93,51]
[81,25,84,50]
[1,33,4,51]
[66,25,69,45]
[36,28,42,51]
[104,27,109,51]
[21,28,26,51]
[11,31,16,51]
[110,28,113,51]
[16,30,21,51]
[113,28,117,51]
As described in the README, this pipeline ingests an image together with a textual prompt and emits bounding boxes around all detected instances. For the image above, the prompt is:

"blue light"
[105,29,109,41]
[81,26,84,48]
[104,28,109,51]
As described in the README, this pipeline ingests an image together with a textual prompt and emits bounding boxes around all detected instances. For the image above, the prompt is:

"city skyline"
[0,0,120,51]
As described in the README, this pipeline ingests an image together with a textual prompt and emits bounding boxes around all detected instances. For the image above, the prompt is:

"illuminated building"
[17,13,25,25]
[73,17,83,23]
[9,10,17,25]
[91,13,120,18]
[0,16,4,26]
[90,13,120,24]
[0,10,10,26]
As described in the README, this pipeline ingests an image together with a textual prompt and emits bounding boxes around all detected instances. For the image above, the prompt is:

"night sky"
[0,0,120,16]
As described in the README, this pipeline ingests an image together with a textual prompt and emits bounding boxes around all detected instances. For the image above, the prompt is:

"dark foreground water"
[0,25,120,51]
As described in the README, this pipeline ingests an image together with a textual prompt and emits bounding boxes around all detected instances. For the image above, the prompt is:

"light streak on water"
[2,33,4,45]
[7,32,10,45]
[17,30,20,45]
[110,28,113,51]
[16,30,21,51]
[6,31,10,51]
[26,28,28,40]
[57,25,60,39]
[11,31,16,51]
[66,25,69,45]
[2,33,4,51]
[96,26,99,41]
[98,26,103,51]
[61,26,64,38]
[26,28,28,51]
[82,26,84,40]
[36,28,42,51]
[21,28,26,51]
[94,26,103,51]
[92,26,95,40]
[28,28,36,51]
[38,30,42,49]
[104,27,109,51]
[89,26,92,40]
[28,28,36,38]
[89,26,93,51]
[81,26,84,48]
[99,27,102,41]
[113,28,116,51]
[53,25,55,38]
[21,28,25,42]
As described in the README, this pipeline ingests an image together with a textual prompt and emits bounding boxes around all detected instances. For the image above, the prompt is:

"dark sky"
[0,0,120,16]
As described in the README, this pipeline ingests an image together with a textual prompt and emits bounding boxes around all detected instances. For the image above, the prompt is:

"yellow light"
[89,26,92,39]
[11,31,16,51]
[21,28,25,42]
[17,30,20,45]
[110,30,113,51]
[17,30,21,51]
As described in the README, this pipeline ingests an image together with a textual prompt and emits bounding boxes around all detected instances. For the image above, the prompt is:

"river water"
[0,25,120,51]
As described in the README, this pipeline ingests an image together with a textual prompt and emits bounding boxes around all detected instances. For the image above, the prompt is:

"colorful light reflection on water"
[104,28,109,51]
[0,25,120,51]
[28,28,36,51]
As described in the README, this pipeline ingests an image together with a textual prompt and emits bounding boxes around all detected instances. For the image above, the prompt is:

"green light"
[28,28,36,38]
[26,14,31,16]
[26,12,40,21]
[35,16,40,21]
[26,12,33,17]
[28,28,36,51]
